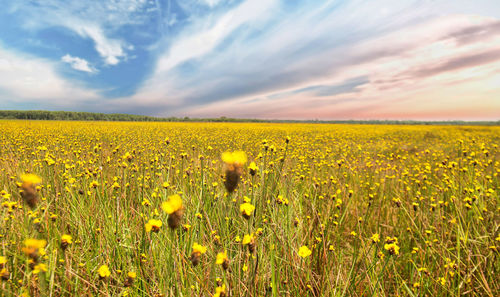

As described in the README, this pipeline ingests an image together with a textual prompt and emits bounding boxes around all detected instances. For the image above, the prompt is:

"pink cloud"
[183,15,500,120]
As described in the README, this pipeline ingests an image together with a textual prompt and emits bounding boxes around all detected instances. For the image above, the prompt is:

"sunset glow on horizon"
[0,1,499,120]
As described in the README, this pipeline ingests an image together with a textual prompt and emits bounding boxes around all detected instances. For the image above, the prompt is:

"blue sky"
[0,0,499,120]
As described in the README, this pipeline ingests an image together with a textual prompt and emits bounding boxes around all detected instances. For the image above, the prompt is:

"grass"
[0,120,499,296]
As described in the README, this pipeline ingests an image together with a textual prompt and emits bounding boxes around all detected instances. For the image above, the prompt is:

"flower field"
[0,120,499,296]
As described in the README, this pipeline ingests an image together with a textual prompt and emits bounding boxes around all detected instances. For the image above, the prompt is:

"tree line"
[0,110,498,125]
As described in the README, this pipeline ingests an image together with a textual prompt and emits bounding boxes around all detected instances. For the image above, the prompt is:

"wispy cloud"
[61,54,96,73]
[0,43,99,107]
[180,14,500,120]
[0,0,499,120]
[4,0,155,66]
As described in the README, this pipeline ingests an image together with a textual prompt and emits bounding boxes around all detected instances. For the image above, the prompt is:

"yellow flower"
[32,263,47,274]
[98,265,111,278]
[61,234,73,245]
[222,151,247,193]
[242,233,256,253]
[216,251,228,265]
[248,161,258,176]
[161,194,183,214]
[384,243,400,256]
[21,174,42,186]
[371,233,380,243]
[192,242,207,255]
[298,246,312,258]
[190,243,207,266]
[127,271,136,279]
[221,151,247,166]
[22,239,47,258]
[242,234,254,245]
[214,284,226,297]
[145,219,162,233]
[61,234,73,250]
[239,202,255,219]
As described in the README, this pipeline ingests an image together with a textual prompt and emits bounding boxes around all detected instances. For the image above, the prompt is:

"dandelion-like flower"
[0,256,8,281]
[239,202,255,219]
[20,174,41,208]
[248,162,258,176]
[22,238,47,260]
[124,271,136,287]
[216,251,229,270]
[214,284,226,297]
[98,265,111,279]
[61,234,73,250]
[32,263,47,274]
[161,194,184,229]
[384,243,400,256]
[242,233,256,254]
[221,151,247,193]
[190,242,207,266]
[298,246,312,258]
[145,219,162,233]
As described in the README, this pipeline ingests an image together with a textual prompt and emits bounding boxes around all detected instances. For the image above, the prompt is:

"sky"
[0,0,499,121]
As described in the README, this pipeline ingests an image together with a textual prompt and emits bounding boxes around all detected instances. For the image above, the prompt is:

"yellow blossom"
[216,251,228,265]
[298,246,312,258]
[161,194,183,214]
[21,174,42,186]
[192,242,207,255]
[239,202,255,219]
[145,219,162,232]
[221,151,247,166]
[98,265,111,278]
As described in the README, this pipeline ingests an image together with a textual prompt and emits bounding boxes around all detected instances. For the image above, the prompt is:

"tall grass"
[0,120,498,296]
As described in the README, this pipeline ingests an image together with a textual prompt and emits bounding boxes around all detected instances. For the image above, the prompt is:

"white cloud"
[4,0,155,66]
[200,0,224,8]
[0,44,99,105]
[155,0,279,74]
[182,14,500,120]
[71,24,126,66]
[61,54,95,73]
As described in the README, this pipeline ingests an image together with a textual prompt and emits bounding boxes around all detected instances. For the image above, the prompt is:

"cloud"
[71,24,126,66]
[155,0,279,74]
[61,54,96,73]
[0,43,99,106]
[3,0,156,66]
[1,0,500,120]
[178,14,500,120]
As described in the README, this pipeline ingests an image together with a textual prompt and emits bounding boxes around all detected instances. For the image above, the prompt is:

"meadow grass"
[0,120,499,296]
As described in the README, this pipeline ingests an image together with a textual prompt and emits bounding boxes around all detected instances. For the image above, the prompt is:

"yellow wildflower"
[214,284,226,297]
[98,265,111,279]
[216,251,229,270]
[21,174,42,186]
[248,161,258,176]
[222,151,247,193]
[298,246,312,258]
[32,263,47,274]
[239,202,255,219]
[61,234,73,250]
[190,243,207,266]
[145,219,162,233]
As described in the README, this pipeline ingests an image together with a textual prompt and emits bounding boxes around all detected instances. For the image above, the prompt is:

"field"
[0,120,499,296]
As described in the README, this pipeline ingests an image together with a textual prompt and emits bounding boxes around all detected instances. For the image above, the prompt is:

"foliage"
[0,110,498,125]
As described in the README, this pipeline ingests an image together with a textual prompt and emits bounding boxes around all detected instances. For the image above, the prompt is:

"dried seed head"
[190,252,201,267]
[224,169,241,193]
[167,209,183,229]
[20,187,38,208]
